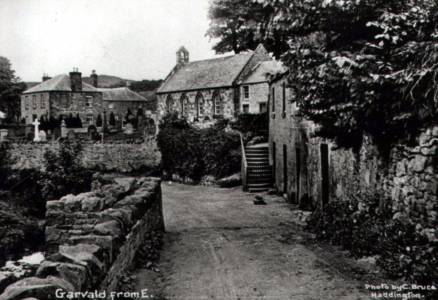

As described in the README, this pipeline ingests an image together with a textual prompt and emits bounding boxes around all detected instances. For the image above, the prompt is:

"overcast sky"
[0,0,223,82]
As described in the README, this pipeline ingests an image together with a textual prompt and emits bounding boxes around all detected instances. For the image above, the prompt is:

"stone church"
[156,44,273,120]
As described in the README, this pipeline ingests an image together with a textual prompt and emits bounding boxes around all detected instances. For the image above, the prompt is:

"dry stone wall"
[0,176,164,300]
[9,142,161,173]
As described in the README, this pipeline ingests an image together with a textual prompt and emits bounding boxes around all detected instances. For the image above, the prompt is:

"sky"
[0,0,223,82]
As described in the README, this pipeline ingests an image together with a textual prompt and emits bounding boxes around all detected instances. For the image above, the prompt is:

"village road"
[134,183,375,300]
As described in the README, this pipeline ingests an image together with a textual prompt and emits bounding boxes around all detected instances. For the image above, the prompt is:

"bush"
[230,112,268,137]
[157,112,241,181]
[39,142,93,200]
[306,193,438,297]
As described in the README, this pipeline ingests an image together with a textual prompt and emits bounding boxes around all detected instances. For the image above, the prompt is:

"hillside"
[82,75,135,87]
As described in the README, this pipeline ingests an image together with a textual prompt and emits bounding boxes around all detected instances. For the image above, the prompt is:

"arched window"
[166,95,174,112]
[212,92,222,116]
[180,94,188,117]
[195,93,204,117]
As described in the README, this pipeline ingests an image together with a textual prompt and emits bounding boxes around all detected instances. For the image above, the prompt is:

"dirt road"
[134,183,377,300]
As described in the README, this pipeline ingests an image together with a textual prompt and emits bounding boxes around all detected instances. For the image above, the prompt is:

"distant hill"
[82,75,135,88]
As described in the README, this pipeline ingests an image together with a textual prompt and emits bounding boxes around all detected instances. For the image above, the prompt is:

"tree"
[257,0,438,150]
[109,111,116,127]
[75,113,83,128]
[0,57,27,123]
[206,0,290,58]
[96,114,102,127]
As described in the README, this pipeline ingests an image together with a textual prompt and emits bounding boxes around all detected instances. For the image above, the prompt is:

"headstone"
[25,124,33,136]
[138,115,144,131]
[53,128,61,140]
[27,132,35,141]
[32,119,41,142]
[125,123,133,135]
[39,130,47,142]
[87,125,97,136]
[67,130,76,141]
[61,120,67,138]
[47,130,52,136]
[0,129,8,142]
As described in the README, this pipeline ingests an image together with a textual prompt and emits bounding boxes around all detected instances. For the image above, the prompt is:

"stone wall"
[0,176,165,299]
[10,141,161,173]
[240,82,269,113]
[269,76,438,235]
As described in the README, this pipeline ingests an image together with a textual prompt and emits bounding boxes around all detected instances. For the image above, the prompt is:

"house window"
[41,95,45,108]
[86,115,94,125]
[33,95,37,109]
[259,103,267,113]
[180,94,188,117]
[282,82,286,116]
[272,87,275,112]
[243,86,249,99]
[213,92,223,116]
[86,96,93,108]
[166,95,174,112]
[25,96,29,109]
[109,102,114,109]
[195,93,204,117]
[243,104,249,113]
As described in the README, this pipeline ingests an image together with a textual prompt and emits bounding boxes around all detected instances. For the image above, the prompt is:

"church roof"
[99,87,148,102]
[240,60,287,84]
[157,50,256,94]
[22,74,100,94]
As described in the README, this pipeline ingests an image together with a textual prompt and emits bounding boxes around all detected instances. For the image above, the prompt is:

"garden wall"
[9,141,161,173]
[0,176,164,300]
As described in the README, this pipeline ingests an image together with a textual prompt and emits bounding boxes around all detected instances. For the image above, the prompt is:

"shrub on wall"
[39,141,93,200]
[157,112,241,181]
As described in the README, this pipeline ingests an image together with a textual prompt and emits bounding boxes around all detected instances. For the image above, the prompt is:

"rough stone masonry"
[0,176,164,300]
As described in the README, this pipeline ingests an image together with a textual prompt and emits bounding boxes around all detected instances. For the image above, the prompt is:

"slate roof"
[23,74,100,94]
[99,87,148,102]
[157,51,255,93]
[240,60,287,84]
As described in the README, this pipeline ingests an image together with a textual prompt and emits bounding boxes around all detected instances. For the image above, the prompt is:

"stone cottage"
[238,60,286,114]
[21,70,150,127]
[156,45,272,120]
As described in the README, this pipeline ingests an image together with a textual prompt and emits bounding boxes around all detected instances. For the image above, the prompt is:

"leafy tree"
[129,80,163,92]
[0,57,27,123]
[96,114,102,127]
[109,111,116,126]
[206,0,290,58]
[254,0,438,150]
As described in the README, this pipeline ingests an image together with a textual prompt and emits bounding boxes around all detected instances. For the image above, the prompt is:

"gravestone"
[125,123,133,135]
[33,119,41,142]
[39,130,47,142]
[53,128,61,140]
[61,120,67,138]
[27,132,35,141]
[88,125,97,140]
[67,130,76,141]
[0,129,8,142]
[47,130,52,136]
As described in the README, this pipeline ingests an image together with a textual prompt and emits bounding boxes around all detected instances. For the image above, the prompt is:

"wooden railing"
[240,133,248,192]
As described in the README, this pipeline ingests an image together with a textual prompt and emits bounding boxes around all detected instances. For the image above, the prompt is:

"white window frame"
[109,101,114,109]
[243,86,249,99]
[86,96,93,108]
[86,115,94,125]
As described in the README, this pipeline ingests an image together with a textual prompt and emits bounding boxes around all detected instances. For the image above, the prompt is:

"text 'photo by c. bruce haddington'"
[1,0,438,299]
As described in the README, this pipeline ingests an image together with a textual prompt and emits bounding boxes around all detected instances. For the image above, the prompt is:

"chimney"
[176,46,189,65]
[69,68,82,92]
[42,73,52,82]
[91,70,98,87]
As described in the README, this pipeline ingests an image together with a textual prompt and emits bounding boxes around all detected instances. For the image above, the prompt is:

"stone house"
[238,60,286,114]
[21,70,150,127]
[100,87,151,123]
[268,70,438,237]
[21,69,102,126]
[156,45,272,120]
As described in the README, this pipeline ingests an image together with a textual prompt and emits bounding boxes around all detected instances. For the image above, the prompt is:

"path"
[134,183,377,300]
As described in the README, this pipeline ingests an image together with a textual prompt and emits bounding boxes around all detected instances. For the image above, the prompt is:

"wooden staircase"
[243,143,272,193]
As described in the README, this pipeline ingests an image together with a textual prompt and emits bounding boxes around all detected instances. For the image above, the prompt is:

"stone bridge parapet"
[0,176,164,300]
